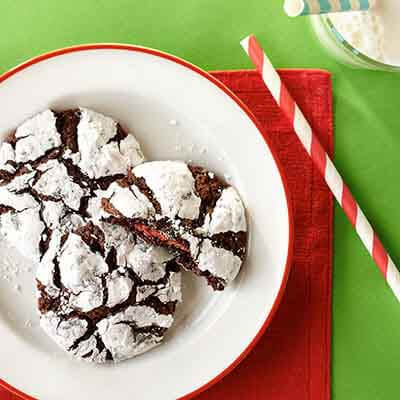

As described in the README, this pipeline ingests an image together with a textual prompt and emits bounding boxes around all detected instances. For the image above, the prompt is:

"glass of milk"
[310,0,400,71]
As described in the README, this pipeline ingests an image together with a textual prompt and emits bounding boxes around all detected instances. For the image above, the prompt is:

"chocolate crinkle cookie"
[36,220,181,363]
[0,108,145,263]
[0,108,248,364]
[91,160,248,290]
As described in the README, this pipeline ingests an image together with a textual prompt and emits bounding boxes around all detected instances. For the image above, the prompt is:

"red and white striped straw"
[241,35,400,301]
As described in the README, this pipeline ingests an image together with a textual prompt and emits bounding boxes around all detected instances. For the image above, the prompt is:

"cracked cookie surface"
[0,108,145,263]
[1,109,246,364]
[36,221,181,363]
[95,161,248,290]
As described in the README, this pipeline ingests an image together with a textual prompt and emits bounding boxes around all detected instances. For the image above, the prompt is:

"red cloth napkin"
[0,69,333,400]
[193,69,333,400]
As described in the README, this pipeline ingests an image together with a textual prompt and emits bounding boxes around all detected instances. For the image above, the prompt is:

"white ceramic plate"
[0,45,293,400]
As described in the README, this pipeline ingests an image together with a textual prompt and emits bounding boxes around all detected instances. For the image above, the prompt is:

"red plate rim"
[0,43,294,400]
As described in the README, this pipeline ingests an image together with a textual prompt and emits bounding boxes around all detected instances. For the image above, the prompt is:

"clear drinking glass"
[310,15,400,72]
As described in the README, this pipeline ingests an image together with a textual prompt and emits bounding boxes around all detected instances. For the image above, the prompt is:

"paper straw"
[284,0,375,17]
[240,34,400,302]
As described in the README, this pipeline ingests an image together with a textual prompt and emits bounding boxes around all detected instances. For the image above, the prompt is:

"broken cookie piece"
[98,161,247,290]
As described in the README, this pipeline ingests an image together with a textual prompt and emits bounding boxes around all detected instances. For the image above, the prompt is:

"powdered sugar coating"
[0,108,146,265]
[156,271,182,303]
[134,161,201,220]
[88,182,155,222]
[36,229,62,296]
[72,335,108,363]
[0,183,38,211]
[41,201,66,229]
[0,143,16,173]
[180,232,201,259]
[136,286,157,302]
[197,239,242,281]
[40,313,88,351]
[0,207,44,263]
[59,234,108,312]
[100,161,247,289]
[76,108,145,179]
[36,219,182,363]
[14,110,61,163]
[198,187,247,236]
[0,167,53,263]
[126,242,175,282]
[133,272,181,304]
[5,170,36,192]
[106,272,134,308]
[34,160,88,211]
[97,306,174,362]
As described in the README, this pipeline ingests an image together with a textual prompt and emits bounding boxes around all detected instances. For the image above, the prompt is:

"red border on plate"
[0,44,294,400]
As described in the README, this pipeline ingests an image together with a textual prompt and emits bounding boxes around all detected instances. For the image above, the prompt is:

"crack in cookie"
[99,161,248,290]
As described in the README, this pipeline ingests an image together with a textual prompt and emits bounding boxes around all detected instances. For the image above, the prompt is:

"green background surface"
[1,1,400,399]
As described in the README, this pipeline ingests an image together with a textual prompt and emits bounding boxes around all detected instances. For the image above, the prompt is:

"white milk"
[329,0,400,66]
